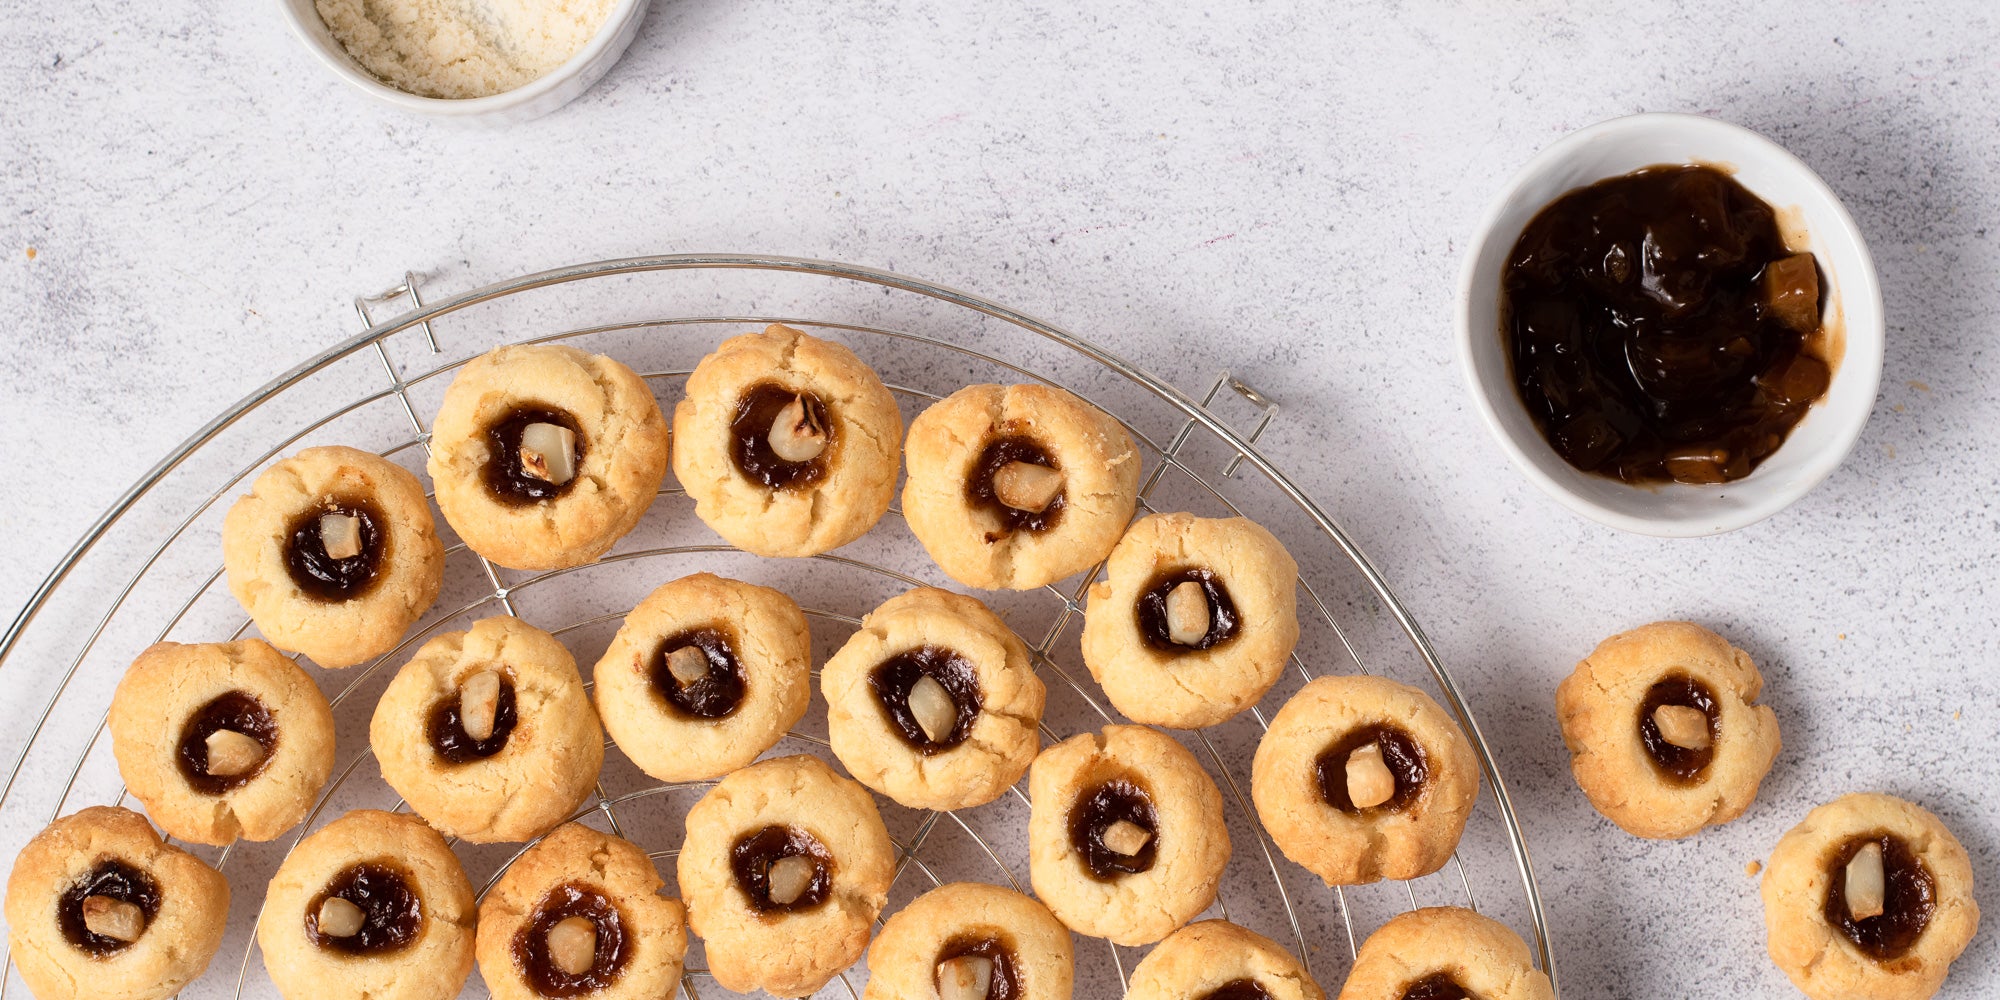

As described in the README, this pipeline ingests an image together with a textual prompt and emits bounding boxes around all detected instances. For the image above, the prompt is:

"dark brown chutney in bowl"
[1501,164,1836,485]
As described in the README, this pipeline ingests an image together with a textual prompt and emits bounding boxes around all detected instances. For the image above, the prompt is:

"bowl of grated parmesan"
[279,0,649,122]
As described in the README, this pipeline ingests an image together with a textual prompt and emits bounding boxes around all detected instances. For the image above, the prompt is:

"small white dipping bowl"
[277,0,650,124]
[1456,112,1884,537]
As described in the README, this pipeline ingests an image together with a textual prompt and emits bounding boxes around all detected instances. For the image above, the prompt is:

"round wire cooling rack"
[0,254,1556,999]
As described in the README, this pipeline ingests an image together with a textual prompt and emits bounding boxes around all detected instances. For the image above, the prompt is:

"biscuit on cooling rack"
[1337,906,1553,1000]
[1125,919,1326,1000]
[863,881,1075,1000]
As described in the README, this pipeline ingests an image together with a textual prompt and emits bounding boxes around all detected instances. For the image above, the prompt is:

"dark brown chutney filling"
[1636,673,1719,784]
[1201,980,1277,1000]
[937,935,1021,1000]
[1068,778,1158,881]
[1823,832,1936,962]
[427,674,519,764]
[307,862,423,955]
[730,825,834,913]
[870,645,982,754]
[513,882,629,997]
[1315,725,1428,813]
[1501,164,1832,485]
[176,691,278,794]
[484,406,586,505]
[650,628,746,719]
[1399,973,1474,1000]
[729,383,832,491]
[1135,568,1240,651]
[58,860,161,955]
[967,435,1064,537]
[284,497,387,601]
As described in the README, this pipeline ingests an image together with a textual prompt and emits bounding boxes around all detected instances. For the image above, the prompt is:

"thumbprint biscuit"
[222,445,444,668]
[108,639,336,845]
[1028,724,1231,946]
[371,616,604,844]
[673,324,903,557]
[1082,512,1301,729]
[1251,675,1480,885]
[1337,907,1553,1000]
[823,587,1046,811]
[1556,621,1782,839]
[863,881,1075,1000]
[428,343,670,571]
[5,806,231,1000]
[1125,920,1326,1000]
[593,573,813,783]
[903,384,1141,591]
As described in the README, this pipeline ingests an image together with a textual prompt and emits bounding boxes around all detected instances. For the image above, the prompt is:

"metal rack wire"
[0,255,1555,999]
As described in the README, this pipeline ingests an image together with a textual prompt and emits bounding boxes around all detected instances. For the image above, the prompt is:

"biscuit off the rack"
[427,343,670,570]
[476,822,689,1000]
[1337,906,1553,1000]
[677,754,897,997]
[673,323,903,557]
[1251,674,1480,885]
[5,806,231,1000]
[822,586,1046,811]
[593,572,812,783]
[221,444,445,668]
[1082,511,1301,729]
[1555,621,1781,839]
[257,809,476,1000]
[107,638,336,846]
[904,382,1141,590]
[1761,793,1979,1000]
[863,881,1076,1000]
[1124,919,1326,1000]
[370,615,604,843]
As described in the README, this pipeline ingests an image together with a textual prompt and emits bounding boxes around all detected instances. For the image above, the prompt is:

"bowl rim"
[276,0,646,117]
[1454,111,1885,538]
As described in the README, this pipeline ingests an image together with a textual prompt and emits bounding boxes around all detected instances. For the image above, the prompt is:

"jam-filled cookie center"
[650,627,747,719]
[58,859,161,956]
[731,825,834,913]
[935,934,1022,1000]
[284,497,387,602]
[513,882,630,997]
[1637,673,1720,784]
[1136,568,1240,651]
[730,383,833,491]
[1823,832,1935,962]
[427,669,519,764]
[1315,724,1429,813]
[307,862,423,955]
[1069,778,1158,881]
[485,406,587,505]
[1202,980,1278,1000]
[869,644,982,754]
[968,435,1066,537]
[176,691,278,794]
[1398,973,1475,1000]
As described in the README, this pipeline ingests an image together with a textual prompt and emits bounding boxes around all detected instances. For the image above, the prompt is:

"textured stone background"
[2,1,1996,997]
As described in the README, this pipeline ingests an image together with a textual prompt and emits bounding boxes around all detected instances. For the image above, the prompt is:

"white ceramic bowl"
[1456,112,1884,537]
[277,0,650,124]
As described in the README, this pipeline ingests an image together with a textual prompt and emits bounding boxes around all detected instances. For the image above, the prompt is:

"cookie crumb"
[1746,859,1763,876]
[1909,380,1932,392]
[24,247,35,260]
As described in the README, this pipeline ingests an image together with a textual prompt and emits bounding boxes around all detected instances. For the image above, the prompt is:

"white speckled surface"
[3,1,1997,997]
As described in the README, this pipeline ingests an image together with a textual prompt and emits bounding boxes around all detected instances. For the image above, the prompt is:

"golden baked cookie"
[862,881,1075,1000]
[1125,920,1325,1000]
[677,754,896,997]
[108,638,336,846]
[1337,907,1553,1000]
[222,445,444,668]
[1028,724,1231,946]
[903,383,1142,590]
[1555,621,1782,839]
[475,822,688,1000]
[1761,793,1979,1000]
[672,324,902,557]
[1251,675,1480,885]
[593,572,812,783]
[428,344,670,571]
[371,616,603,843]
[824,587,1046,811]
[1082,512,1300,729]
[4,806,230,1000]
